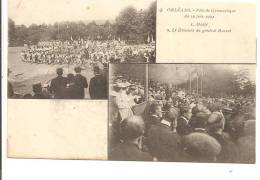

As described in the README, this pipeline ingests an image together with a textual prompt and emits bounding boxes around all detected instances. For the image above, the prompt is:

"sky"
[9,0,155,26]
[149,64,256,84]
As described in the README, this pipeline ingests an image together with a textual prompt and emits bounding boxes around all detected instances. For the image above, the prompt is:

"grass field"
[8,47,93,98]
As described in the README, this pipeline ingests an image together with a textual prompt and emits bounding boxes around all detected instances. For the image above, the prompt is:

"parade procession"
[108,64,256,163]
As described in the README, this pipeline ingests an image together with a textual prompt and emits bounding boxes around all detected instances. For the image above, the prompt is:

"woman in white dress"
[115,82,134,121]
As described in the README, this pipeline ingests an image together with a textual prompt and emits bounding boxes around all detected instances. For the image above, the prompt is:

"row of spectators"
[109,80,255,163]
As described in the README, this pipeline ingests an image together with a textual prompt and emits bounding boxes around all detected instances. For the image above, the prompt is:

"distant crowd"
[20,40,156,66]
[109,79,255,163]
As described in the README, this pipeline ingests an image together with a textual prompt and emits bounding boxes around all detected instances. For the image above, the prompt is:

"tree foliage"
[179,66,255,97]
[8,1,156,46]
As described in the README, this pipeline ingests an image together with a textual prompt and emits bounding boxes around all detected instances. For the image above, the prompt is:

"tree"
[8,18,16,46]
[144,1,156,40]
[115,6,139,41]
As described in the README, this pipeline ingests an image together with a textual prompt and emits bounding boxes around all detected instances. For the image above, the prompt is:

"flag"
[71,35,73,41]
[132,102,148,116]
[147,32,150,43]
[151,34,154,42]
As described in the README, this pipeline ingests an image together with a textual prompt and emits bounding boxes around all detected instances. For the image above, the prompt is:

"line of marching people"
[108,96,255,163]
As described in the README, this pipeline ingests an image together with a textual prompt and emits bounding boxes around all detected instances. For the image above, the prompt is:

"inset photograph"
[108,64,255,164]
[8,0,156,99]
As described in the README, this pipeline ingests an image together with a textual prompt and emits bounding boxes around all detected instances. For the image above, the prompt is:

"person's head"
[180,105,192,120]
[93,66,101,76]
[208,102,222,112]
[165,108,178,131]
[67,73,74,83]
[182,132,221,162]
[120,116,145,143]
[194,112,210,129]
[56,68,63,76]
[128,86,136,95]
[74,66,82,73]
[243,120,255,137]
[192,105,200,115]
[222,107,233,122]
[150,103,163,117]
[32,83,42,94]
[206,112,225,134]
[8,68,11,76]
[23,93,33,99]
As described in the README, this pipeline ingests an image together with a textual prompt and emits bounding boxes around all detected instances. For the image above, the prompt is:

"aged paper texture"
[8,100,107,159]
[157,0,256,63]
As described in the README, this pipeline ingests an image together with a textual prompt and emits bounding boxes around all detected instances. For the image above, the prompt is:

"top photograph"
[8,0,156,99]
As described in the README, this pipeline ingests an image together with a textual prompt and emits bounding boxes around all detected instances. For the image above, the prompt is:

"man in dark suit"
[147,111,182,162]
[73,66,88,99]
[89,66,107,99]
[177,105,192,136]
[145,103,162,134]
[109,116,152,161]
[206,112,239,163]
[49,68,67,99]
[8,68,14,98]
[32,83,50,99]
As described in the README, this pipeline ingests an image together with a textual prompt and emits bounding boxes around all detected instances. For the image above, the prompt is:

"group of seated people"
[20,40,156,66]
[109,92,255,163]
[8,65,108,99]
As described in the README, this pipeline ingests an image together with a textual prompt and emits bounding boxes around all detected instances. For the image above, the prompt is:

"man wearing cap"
[237,120,255,163]
[145,103,163,134]
[147,109,182,162]
[74,66,88,99]
[182,132,221,162]
[206,112,239,163]
[50,68,67,99]
[32,83,49,99]
[89,66,108,99]
[109,116,152,161]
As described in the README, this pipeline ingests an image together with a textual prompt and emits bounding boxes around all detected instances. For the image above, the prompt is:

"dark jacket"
[8,81,14,98]
[50,75,67,99]
[145,114,161,135]
[74,74,88,99]
[177,116,192,136]
[64,83,78,99]
[33,93,50,99]
[147,121,182,161]
[109,142,152,161]
[89,75,107,99]
[210,132,239,163]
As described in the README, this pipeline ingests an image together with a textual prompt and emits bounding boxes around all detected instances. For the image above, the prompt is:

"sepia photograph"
[8,0,156,99]
[108,63,255,163]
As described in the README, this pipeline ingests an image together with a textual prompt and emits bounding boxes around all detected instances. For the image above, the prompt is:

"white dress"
[115,92,134,121]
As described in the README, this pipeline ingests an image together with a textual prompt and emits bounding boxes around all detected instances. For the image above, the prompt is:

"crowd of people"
[20,40,156,66]
[8,66,108,99]
[110,74,145,106]
[109,80,255,163]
